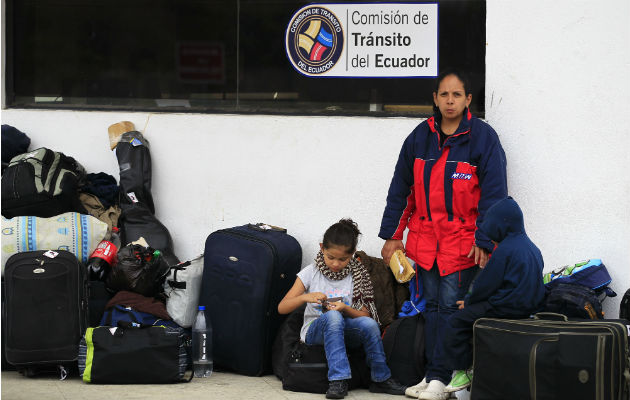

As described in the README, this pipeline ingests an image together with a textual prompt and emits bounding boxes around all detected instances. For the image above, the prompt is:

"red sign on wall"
[177,42,225,84]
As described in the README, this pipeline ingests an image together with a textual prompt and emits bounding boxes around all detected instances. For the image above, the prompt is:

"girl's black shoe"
[326,379,348,399]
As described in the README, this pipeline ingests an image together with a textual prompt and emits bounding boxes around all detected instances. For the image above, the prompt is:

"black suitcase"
[4,250,89,377]
[200,223,302,376]
[471,314,630,400]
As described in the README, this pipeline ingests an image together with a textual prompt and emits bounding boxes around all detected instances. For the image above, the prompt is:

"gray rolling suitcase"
[471,313,630,400]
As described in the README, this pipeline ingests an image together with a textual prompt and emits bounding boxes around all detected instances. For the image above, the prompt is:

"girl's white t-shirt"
[297,263,353,342]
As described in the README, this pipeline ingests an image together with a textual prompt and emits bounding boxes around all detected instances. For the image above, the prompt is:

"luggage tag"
[248,223,287,233]
[130,138,143,147]
[43,250,59,258]
[126,192,139,203]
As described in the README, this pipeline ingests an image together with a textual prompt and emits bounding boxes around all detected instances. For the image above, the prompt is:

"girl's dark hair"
[432,68,472,115]
[322,218,361,253]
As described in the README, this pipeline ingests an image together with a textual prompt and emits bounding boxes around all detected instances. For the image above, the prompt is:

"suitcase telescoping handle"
[248,223,287,233]
[533,312,569,321]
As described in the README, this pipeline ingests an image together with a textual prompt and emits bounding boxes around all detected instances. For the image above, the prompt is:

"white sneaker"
[405,377,428,398]
[418,380,448,400]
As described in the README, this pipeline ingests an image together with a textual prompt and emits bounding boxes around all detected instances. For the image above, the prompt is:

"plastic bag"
[106,244,170,297]
[389,249,415,283]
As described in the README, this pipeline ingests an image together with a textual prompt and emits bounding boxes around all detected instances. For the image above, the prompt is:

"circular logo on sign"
[286,6,344,76]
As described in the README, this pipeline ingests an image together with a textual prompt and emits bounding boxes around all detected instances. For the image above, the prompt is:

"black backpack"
[620,289,630,320]
[1,147,87,218]
[381,314,426,386]
[544,282,604,319]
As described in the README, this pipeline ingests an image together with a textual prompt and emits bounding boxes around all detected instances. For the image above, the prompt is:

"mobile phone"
[322,296,343,309]
[322,296,343,312]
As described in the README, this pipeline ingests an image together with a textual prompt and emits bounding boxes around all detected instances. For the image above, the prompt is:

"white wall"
[2,0,628,317]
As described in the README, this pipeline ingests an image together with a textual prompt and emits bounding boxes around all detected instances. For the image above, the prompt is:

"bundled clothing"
[379,109,507,276]
[424,197,546,384]
[105,290,171,321]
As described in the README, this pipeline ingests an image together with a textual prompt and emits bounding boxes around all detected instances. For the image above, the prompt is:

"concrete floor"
[1,370,469,400]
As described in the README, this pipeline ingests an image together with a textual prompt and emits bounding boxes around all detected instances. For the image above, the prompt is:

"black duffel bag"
[79,324,191,384]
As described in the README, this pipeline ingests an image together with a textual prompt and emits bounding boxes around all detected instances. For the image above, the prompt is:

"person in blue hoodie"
[417,197,546,400]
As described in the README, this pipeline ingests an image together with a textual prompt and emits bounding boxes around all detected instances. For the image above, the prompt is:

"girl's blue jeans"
[305,310,391,382]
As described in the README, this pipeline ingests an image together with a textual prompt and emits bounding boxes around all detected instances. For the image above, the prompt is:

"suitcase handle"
[248,223,287,233]
[533,312,568,321]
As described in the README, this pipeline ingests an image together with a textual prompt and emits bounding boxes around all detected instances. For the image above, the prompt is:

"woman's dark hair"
[432,68,472,115]
[322,218,361,253]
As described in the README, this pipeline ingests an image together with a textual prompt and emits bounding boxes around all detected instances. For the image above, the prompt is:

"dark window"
[5,0,486,117]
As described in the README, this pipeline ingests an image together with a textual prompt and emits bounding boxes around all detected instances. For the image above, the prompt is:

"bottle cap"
[198,305,205,311]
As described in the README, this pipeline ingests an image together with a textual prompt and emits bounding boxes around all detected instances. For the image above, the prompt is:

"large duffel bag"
[79,324,191,383]
[471,314,630,400]
[1,212,108,276]
[200,223,302,376]
[1,147,87,219]
[3,250,88,378]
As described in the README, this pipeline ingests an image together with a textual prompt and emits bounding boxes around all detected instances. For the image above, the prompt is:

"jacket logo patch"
[451,173,472,180]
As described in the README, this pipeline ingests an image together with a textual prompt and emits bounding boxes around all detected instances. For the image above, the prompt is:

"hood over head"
[480,197,525,243]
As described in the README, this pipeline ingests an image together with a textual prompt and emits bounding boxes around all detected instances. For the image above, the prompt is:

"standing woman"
[379,69,507,400]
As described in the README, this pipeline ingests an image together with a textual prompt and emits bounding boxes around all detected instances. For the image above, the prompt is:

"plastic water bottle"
[192,305,213,378]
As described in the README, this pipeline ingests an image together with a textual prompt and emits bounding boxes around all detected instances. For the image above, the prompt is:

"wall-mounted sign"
[177,41,225,84]
[285,2,438,78]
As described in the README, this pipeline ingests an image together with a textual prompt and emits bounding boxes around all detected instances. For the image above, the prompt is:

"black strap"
[166,261,191,289]
[168,280,187,289]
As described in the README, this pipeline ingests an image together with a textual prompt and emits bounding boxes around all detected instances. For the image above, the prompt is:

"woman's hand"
[381,239,405,265]
[467,245,489,268]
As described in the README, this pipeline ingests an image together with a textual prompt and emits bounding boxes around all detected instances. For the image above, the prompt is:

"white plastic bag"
[164,255,204,328]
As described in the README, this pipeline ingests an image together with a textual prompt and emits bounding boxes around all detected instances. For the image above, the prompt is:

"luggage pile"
[0,123,312,385]
[470,260,630,400]
[0,122,193,382]
[542,259,617,319]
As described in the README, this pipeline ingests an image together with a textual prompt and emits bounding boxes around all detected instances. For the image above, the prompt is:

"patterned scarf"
[315,251,380,325]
